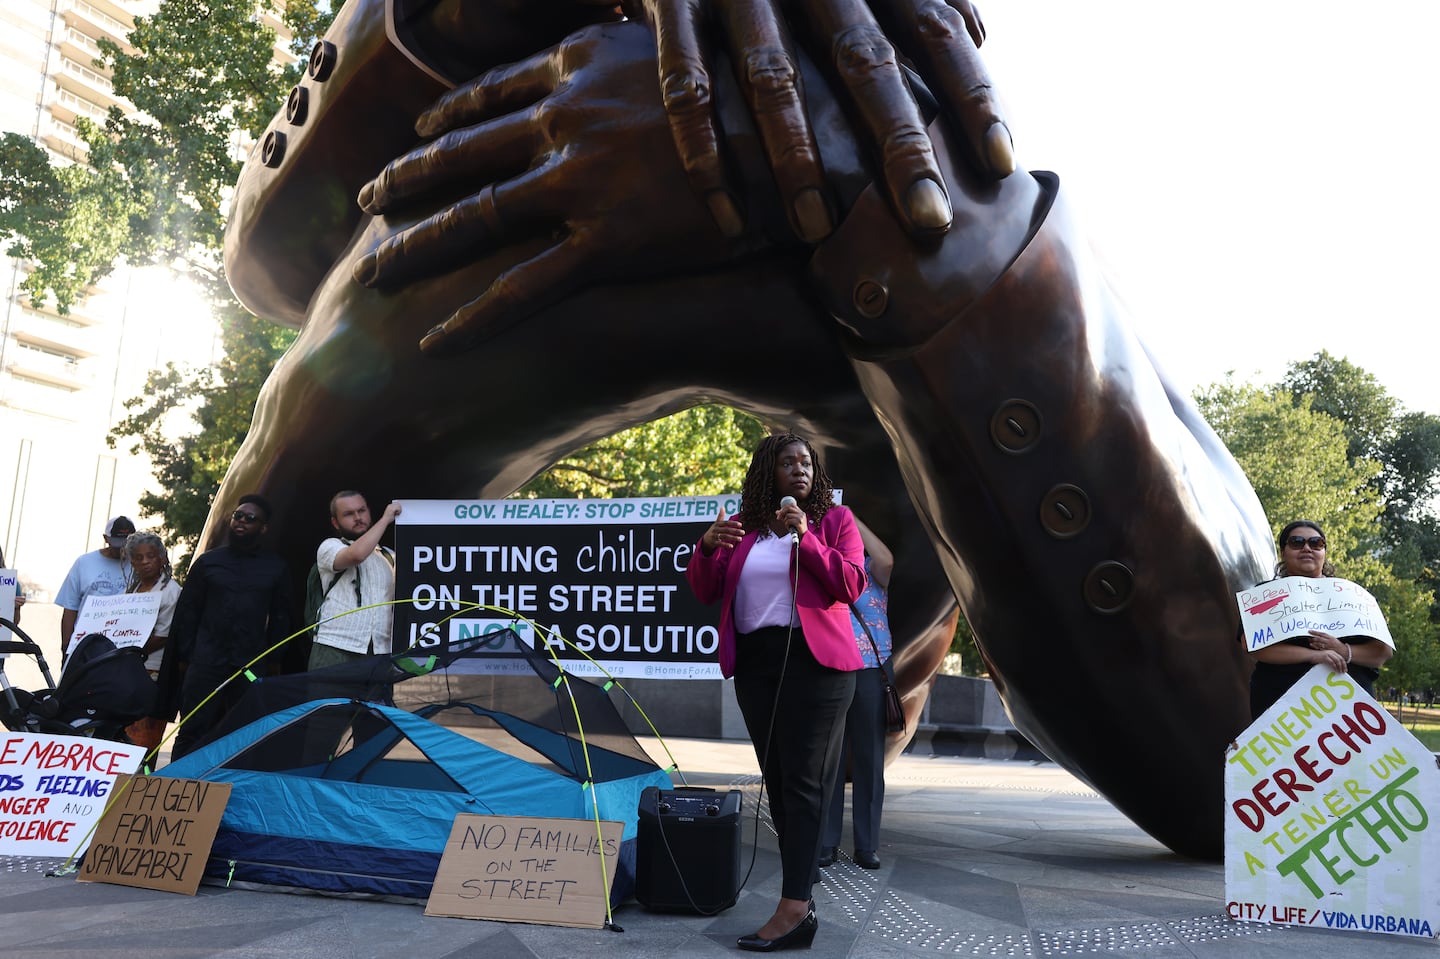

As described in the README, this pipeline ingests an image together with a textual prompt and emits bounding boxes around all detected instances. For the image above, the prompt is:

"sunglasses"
[1284,535,1326,550]
[232,510,264,524]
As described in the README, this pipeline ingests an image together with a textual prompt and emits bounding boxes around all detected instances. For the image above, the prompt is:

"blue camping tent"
[158,697,671,900]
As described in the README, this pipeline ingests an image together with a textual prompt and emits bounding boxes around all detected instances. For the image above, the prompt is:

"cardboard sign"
[425,814,622,928]
[1237,577,1394,652]
[0,732,146,857]
[69,592,162,653]
[78,774,231,894]
[1224,665,1440,938]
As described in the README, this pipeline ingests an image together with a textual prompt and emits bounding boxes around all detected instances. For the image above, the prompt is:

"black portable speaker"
[635,785,743,913]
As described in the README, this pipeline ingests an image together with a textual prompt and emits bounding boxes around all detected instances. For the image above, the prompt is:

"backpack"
[302,546,394,633]
[302,563,345,634]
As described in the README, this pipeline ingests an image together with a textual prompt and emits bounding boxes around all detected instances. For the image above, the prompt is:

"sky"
[976,0,1439,414]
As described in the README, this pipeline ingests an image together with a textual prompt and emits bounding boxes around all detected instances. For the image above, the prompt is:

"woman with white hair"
[123,531,180,755]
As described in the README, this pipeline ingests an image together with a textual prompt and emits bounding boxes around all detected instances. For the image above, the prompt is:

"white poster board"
[1237,577,1394,652]
[0,732,146,858]
[68,592,162,653]
[1225,665,1440,937]
[0,568,16,647]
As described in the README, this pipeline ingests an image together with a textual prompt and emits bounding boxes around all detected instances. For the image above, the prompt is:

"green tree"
[88,0,332,560]
[1282,351,1440,534]
[1195,373,1439,693]
[518,406,767,499]
[2,0,337,560]
[1,0,334,547]
[108,295,294,569]
[0,128,133,311]
[947,614,987,677]
[9,0,775,560]
[93,0,322,267]
[1281,351,1440,634]
[2,2,323,310]
[1282,352,1396,463]
[1194,378,1383,559]
[1373,574,1440,723]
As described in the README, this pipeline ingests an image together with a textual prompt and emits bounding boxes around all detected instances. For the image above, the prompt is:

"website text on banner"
[1224,665,1440,938]
[395,497,745,679]
[1238,577,1394,653]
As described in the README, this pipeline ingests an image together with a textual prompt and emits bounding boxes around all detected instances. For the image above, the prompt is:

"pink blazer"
[686,506,867,678]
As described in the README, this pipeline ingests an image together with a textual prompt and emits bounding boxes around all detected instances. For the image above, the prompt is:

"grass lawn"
[1386,704,1440,750]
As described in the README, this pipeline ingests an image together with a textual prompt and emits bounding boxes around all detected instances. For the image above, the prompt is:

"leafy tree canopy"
[9,0,771,560]
[1194,378,1383,559]
[84,0,330,562]
[107,291,295,570]
[1282,350,1440,534]
[519,406,767,500]
[92,0,327,269]
[0,128,132,311]
[1196,359,1440,696]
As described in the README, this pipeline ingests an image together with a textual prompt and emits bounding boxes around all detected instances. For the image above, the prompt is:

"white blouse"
[733,531,800,634]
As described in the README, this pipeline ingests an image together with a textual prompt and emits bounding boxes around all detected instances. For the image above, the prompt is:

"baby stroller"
[1,618,156,742]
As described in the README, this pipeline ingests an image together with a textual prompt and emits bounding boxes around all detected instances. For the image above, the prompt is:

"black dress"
[1249,637,1381,719]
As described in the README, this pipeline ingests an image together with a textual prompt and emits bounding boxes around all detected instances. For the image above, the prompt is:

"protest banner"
[1224,665,1440,938]
[67,592,162,654]
[78,774,231,894]
[1237,577,1394,653]
[0,568,16,644]
[425,814,623,928]
[395,496,742,679]
[0,732,146,857]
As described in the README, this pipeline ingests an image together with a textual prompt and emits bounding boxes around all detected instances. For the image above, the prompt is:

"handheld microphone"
[779,496,801,547]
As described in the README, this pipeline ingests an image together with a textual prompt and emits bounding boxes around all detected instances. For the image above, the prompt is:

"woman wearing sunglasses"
[1248,519,1393,718]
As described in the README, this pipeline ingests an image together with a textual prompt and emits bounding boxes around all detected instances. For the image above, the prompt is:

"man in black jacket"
[162,493,291,759]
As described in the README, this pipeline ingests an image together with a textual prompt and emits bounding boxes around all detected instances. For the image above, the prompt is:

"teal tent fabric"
[158,698,669,899]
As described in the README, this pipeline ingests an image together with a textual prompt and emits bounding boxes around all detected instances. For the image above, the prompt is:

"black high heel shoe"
[736,907,818,952]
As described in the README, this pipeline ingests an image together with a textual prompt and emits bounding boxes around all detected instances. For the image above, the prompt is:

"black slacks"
[172,661,250,759]
[822,665,887,852]
[733,626,855,901]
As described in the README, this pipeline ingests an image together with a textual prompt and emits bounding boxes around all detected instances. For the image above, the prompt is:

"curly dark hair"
[736,432,836,533]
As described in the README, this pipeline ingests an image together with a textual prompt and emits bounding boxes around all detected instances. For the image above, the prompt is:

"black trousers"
[733,626,855,901]
[822,665,887,852]
[172,661,251,759]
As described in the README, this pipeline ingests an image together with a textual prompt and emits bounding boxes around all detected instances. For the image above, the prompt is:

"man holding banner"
[308,491,401,669]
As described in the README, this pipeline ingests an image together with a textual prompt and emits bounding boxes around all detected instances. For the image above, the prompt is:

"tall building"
[0,0,294,620]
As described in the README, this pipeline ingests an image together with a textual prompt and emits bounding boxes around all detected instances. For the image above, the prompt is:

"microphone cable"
[648,523,802,915]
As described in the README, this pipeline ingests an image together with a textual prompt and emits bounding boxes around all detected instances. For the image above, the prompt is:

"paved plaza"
[5,738,1438,958]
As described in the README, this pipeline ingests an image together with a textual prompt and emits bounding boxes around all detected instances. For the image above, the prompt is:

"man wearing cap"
[56,515,135,660]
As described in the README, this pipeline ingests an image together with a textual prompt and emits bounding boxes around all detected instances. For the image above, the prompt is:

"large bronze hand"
[353,22,755,355]
[622,0,1012,241]
[389,0,624,79]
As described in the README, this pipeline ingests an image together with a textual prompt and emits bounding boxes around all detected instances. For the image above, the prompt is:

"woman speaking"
[687,433,866,952]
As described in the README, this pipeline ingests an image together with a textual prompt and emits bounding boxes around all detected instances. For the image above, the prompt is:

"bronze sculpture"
[211,0,1273,859]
